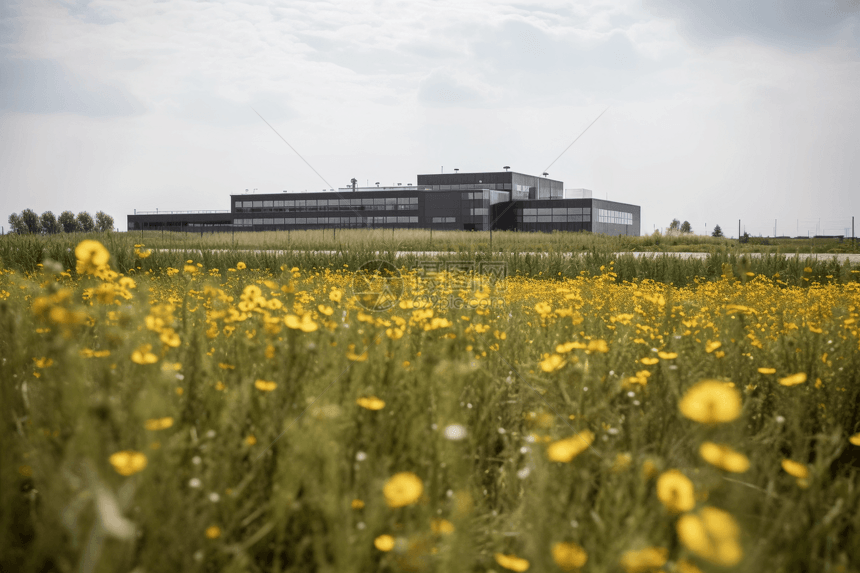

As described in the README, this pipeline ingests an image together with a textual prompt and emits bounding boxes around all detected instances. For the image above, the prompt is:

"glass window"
[263,201,273,208]
[362,198,374,205]
[524,216,537,223]
[410,216,418,223]
[552,215,567,223]
[284,200,294,207]
[582,208,590,216]
[252,201,262,208]
[317,199,327,207]
[385,204,396,210]
[553,208,567,215]
[385,216,396,223]
[235,201,241,208]
[242,201,252,208]
[295,200,306,207]
[296,218,306,224]
[275,218,285,225]
[523,208,537,216]
[274,200,284,207]
[410,197,418,204]
[305,200,315,207]
[569,207,582,215]
[253,218,263,225]
[538,208,552,216]
[397,197,408,204]
[537,215,552,223]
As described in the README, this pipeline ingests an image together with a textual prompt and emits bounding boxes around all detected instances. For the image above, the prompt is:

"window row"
[520,215,591,223]
[234,216,419,226]
[522,208,591,216]
[236,204,417,213]
[470,208,488,216]
[461,191,489,200]
[427,184,512,191]
[236,197,418,209]
[431,217,457,223]
[597,209,633,225]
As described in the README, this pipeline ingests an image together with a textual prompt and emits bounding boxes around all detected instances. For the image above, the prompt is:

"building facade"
[128,171,640,236]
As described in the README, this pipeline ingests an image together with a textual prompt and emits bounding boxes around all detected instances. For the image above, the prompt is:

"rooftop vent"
[454,168,459,173]
[503,166,510,172]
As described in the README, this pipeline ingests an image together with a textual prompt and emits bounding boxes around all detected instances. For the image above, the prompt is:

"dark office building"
[127,170,640,236]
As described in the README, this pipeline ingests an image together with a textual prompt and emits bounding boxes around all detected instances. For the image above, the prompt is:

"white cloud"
[0,0,858,238]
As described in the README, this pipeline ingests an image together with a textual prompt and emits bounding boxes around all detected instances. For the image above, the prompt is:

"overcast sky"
[2,0,859,237]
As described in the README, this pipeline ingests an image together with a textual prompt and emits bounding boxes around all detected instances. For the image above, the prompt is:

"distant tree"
[40,211,62,235]
[76,211,95,232]
[680,220,692,234]
[95,211,115,232]
[668,219,681,231]
[59,210,79,233]
[8,213,26,234]
[21,209,41,234]
[712,224,723,237]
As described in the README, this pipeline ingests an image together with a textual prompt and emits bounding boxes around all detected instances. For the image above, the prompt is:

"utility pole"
[738,219,741,243]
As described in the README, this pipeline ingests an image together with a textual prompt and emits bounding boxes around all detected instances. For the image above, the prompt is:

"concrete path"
[157,249,860,263]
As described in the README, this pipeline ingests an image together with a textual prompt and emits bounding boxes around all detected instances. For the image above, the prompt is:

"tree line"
[7,209,115,235]
[669,218,723,237]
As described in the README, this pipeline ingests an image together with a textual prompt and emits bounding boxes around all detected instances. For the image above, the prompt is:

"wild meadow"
[1,231,859,573]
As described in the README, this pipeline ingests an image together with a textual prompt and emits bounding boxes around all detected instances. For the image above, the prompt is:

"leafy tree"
[40,211,62,235]
[95,211,115,232]
[668,219,680,231]
[680,220,692,234]
[21,209,41,234]
[712,224,723,237]
[59,211,79,233]
[76,211,95,232]
[8,213,26,234]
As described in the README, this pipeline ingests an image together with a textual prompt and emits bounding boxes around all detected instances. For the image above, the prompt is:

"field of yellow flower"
[1,234,860,573]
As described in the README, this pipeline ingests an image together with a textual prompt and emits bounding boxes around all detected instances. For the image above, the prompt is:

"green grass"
[1,233,859,572]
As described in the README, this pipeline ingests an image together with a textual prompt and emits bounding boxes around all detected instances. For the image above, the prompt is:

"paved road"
[157,249,860,263]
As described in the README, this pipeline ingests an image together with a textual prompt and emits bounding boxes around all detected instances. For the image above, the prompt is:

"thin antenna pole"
[543,107,609,173]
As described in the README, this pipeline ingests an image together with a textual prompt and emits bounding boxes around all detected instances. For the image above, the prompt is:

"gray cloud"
[0,57,145,117]
[168,89,298,127]
[644,0,860,51]
[417,70,485,107]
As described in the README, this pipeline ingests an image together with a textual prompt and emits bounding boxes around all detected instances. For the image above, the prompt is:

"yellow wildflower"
[254,379,277,392]
[778,372,807,387]
[699,442,750,473]
[679,380,742,424]
[656,469,695,512]
[351,499,365,509]
[540,354,566,372]
[356,396,385,410]
[757,367,776,374]
[781,459,809,479]
[676,507,743,566]
[144,417,174,431]
[383,472,424,507]
[430,518,455,534]
[131,344,158,365]
[75,240,110,275]
[552,541,587,570]
[205,525,221,539]
[374,534,395,551]
[619,547,667,573]
[108,450,148,476]
[494,553,530,572]
[547,430,595,462]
